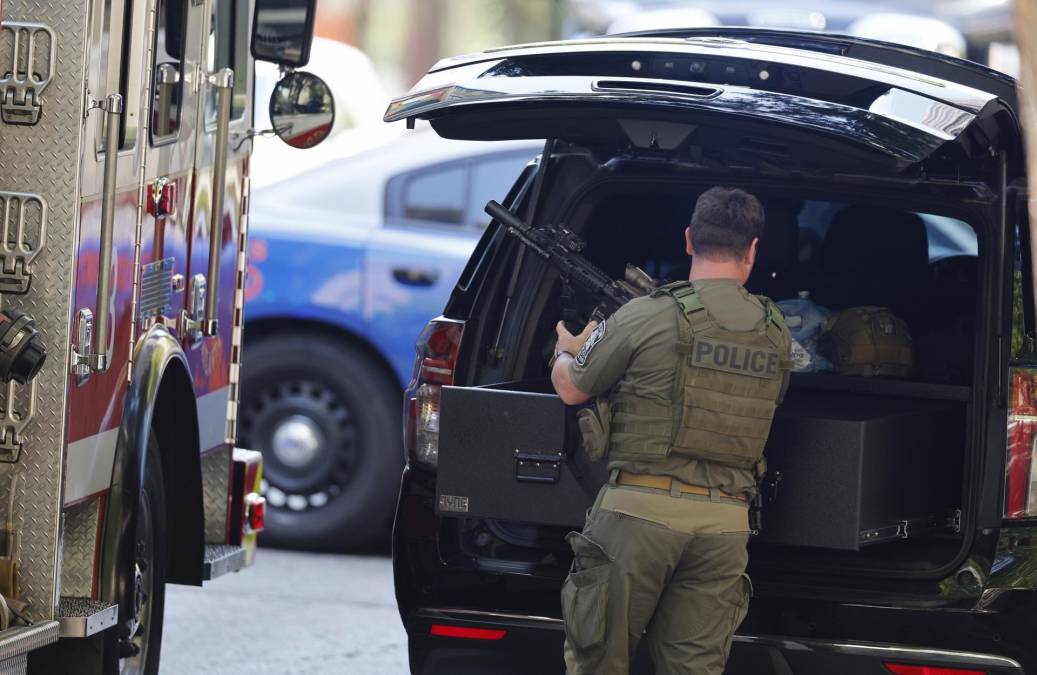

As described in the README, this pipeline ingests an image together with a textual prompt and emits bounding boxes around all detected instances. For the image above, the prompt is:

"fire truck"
[0,0,333,672]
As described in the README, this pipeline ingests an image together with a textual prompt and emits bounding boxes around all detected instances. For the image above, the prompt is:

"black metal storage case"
[436,385,606,527]
[436,377,964,551]
[757,382,965,551]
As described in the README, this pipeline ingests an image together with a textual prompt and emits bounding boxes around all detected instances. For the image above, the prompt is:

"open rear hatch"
[386,31,1021,180]
[392,30,1024,573]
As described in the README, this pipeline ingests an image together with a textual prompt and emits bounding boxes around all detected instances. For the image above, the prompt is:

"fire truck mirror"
[251,0,318,68]
[268,71,335,149]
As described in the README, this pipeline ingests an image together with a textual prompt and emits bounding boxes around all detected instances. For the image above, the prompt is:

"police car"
[386,29,1031,674]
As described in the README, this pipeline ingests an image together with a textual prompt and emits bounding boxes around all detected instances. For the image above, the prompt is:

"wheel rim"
[238,377,358,515]
[120,489,154,674]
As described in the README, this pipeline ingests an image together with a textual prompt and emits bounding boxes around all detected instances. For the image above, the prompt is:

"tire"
[119,433,167,675]
[27,435,167,675]
[238,333,403,550]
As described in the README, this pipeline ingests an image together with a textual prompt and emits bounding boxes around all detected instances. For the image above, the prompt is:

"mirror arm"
[232,127,277,152]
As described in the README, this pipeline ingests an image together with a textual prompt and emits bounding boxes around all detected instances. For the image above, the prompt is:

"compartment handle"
[514,450,563,484]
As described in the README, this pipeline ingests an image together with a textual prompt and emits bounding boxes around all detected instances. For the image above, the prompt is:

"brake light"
[884,664,985,675]
[430,624,506,641]
[404,318,464,469]
[1005,367,1037,518]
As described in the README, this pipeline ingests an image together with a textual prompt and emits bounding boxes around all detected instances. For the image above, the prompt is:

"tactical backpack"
[820,306,913,377]
[608,282,791,470]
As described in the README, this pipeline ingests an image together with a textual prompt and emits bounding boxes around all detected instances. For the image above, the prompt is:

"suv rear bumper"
[406,607,1025,675]
[394,468,1035,674]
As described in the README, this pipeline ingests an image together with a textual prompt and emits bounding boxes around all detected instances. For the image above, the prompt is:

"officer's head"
[686,187,765,281]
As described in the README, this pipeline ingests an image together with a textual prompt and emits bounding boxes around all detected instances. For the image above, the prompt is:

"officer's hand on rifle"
[554,320,598,362]
[550,320,598,406]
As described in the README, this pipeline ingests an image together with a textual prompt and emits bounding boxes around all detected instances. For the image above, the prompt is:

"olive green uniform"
[561,278,791,675]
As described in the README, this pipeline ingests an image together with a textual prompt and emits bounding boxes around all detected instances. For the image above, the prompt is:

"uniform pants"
[562,485,751,675]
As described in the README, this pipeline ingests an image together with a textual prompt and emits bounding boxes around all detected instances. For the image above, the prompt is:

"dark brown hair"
[689,186,765,260]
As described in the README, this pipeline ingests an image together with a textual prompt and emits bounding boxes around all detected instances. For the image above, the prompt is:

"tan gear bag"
[821,306,913,377]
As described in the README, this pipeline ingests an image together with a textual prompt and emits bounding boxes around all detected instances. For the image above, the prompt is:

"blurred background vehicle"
[241,130,539,549]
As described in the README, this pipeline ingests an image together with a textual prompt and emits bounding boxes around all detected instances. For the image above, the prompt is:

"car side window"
[468,152,536,228]
[396,164,468,227]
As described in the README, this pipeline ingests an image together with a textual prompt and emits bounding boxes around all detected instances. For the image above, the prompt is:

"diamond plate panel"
[0,653,25,675]
[0,621,58,663]
[202,544,244,580]
[0,0,90,621]
[59,499,99,598]
[201,447,230,543]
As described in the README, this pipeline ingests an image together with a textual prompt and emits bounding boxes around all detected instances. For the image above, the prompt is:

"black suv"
[385,29,1033,675]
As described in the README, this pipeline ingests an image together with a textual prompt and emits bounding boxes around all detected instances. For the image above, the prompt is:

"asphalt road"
[161,549,408,674]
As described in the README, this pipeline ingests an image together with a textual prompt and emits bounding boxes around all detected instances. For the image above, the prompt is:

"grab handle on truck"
[203,68,235,337]
[72,93,122,376]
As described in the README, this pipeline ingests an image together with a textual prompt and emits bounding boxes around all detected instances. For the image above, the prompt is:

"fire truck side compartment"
[0,0,91,625]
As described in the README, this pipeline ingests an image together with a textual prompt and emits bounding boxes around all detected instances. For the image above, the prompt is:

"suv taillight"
[1005,367,1037,518]
[404,318,464,469]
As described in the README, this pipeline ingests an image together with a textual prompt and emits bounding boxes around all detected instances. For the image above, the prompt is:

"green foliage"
[1013,268,1037,363]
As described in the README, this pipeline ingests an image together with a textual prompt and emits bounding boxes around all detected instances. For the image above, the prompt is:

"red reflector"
[430,624,506,641]
[884,663,986,675]
[246,493,265,533]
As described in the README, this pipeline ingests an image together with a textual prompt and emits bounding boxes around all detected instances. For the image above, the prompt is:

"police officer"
[550,186,791,675]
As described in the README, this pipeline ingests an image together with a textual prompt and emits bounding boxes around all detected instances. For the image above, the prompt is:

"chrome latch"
[0,22,56,126]
[180,274,206,346]
[70,308,94,385]
[896,520,910,539]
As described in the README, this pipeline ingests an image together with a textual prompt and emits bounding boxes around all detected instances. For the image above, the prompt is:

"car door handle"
[393,267,439,286]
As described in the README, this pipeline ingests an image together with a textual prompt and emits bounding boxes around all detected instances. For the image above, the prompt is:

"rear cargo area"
[440,166,989,590]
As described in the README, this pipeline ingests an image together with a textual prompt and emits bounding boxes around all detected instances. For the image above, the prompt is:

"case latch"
[514,450,563,484]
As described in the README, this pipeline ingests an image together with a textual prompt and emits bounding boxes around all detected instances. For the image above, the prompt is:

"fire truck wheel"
[117,433,167,675]
[238,334,403,550]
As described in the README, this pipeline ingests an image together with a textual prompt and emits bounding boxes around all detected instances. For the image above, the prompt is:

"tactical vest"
[608,282,790,470]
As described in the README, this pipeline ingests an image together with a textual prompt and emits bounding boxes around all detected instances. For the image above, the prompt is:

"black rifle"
[485,200,656,324]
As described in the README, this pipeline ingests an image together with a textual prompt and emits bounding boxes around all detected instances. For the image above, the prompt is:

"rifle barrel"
[485,200,526,231]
